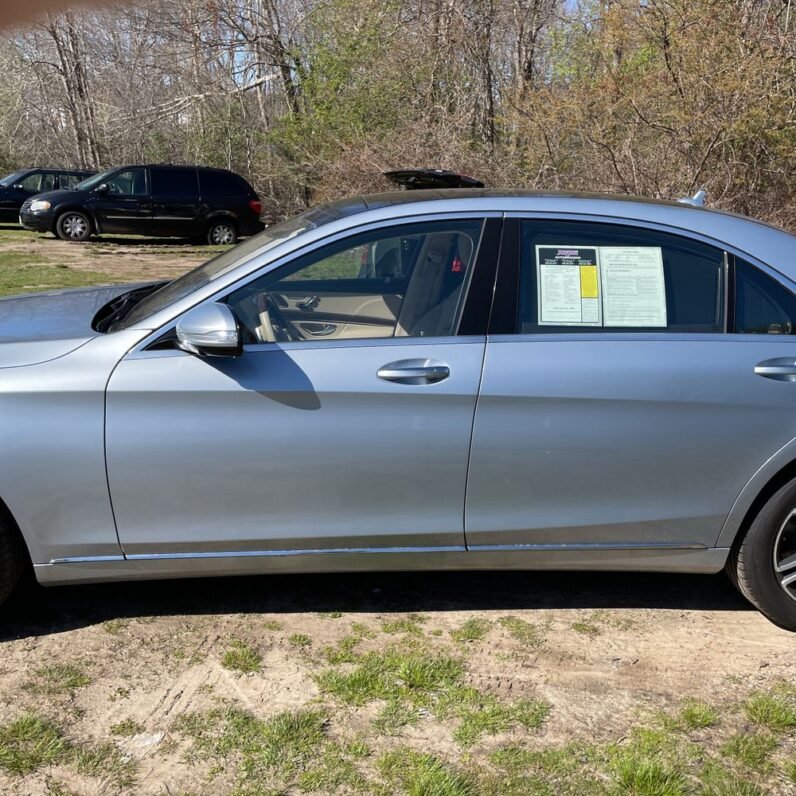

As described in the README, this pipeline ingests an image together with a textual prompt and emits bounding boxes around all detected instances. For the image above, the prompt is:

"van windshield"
[75,169,117,191]
[0,170,28,187]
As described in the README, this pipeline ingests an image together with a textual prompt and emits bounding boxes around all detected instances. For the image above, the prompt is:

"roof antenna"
[677,189,707,207]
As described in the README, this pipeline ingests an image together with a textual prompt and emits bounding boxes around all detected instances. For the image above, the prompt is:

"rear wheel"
[0,513,24,608]
[206,219,237,246]
[728,479,796,630]
[56,211,92,242]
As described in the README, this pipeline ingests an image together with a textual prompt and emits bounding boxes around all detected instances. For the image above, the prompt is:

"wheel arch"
[0,494,32,569]
[54,205,98,234]
[717,437,796,550]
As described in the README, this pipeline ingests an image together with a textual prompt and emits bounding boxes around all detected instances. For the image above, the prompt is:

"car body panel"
[0,190,792,591]
[105,338,485,555]
[466,335,796,550]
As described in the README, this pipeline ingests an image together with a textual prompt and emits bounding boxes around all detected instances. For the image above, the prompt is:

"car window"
[105,168,147,196]
[735,258,796,335]
[151,167,198,199]
[226,219,484,343]
[517,220,725,333]
[19,171,55,192]
[59,173,83,189]
[199,169,244,197]
[0,170,27,187]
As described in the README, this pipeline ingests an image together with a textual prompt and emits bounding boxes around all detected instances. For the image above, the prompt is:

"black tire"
[728,479,796,631]
[206,219,238,246]
[56,210,92,242]
[0,513,24,608]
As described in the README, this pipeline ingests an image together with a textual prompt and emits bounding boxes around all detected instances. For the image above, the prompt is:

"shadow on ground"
[0,569,750,641]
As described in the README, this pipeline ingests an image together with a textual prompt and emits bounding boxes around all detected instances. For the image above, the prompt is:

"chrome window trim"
[504,210,796,291]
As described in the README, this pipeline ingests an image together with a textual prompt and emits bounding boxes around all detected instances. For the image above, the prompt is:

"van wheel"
[0,514,24,609]
[207,220,237,246]
[728,479,796,631]
[56,211,92,242]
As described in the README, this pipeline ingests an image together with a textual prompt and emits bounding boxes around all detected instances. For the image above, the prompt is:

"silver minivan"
[0,190,795,629]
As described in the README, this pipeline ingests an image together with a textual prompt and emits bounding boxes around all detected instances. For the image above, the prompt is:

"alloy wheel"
[773,508,796,602]
[210,224,234,245]
[62,214,88,240]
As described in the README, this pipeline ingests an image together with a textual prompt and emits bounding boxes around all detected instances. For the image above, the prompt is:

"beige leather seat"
[396,233,473,337]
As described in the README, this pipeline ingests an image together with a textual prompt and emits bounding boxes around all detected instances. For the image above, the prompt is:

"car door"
[91,167,152,235]
[150,166,202,238]
[105,216,498,557]
[465,217,796,552]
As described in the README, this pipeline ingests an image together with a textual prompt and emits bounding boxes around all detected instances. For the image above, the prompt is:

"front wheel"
[56,211,92,242]
[206,220,238,246]
[729,479,796,631]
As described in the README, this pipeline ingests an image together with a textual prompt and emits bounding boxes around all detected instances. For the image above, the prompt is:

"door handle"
[755,358,796,382]
[377,359,450,385]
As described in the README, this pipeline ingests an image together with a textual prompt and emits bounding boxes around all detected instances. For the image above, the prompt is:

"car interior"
[227,222,481,343]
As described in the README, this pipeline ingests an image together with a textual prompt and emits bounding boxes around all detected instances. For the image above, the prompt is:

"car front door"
[91,167,152,235]
[105,216,498,557]
[150,166,202,238]
[465,217,796,553]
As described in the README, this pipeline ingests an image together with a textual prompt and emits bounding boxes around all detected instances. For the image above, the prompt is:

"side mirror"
[176,303,241,358]
[95,183,109,193]
[13,183,24,190]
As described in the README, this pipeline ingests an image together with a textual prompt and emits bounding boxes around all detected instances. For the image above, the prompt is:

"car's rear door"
[150,167,202,238]
[465,217,796,553]
[106,215,500,558]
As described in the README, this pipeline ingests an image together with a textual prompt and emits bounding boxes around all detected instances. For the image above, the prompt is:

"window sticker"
[536,246,602,326]
[536,244,667,328]
[600,246,666,328]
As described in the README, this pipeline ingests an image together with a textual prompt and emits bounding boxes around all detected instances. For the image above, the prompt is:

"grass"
[72,742,136,788]
[744,691,796,731]
[175,706,335,792]
[453,694,550,747]
[721,732,777,770]
[0,251,111,296]
[610,753,689,796]
[289,633,312,650]
[0,715,68,775]
[24,664,91,695]
[221,640,262,674]
[451,617,492,643]
[498,615,547,648]
[571,620,602,637]
[381,613,428,635]
[110,719,143,737]
[378,749,476,796]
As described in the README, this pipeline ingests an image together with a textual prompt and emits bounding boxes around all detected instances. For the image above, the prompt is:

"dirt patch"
[0,571,794,795]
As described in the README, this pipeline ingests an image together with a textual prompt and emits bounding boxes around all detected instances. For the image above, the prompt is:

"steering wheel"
[261,292,301,342]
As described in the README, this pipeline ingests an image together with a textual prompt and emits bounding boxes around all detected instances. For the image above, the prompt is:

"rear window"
[151,167,199,199]
[199,170,247,197]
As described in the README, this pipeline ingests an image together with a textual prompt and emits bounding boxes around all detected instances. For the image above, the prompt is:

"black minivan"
[0,167,94,223]
[19,164,264,244]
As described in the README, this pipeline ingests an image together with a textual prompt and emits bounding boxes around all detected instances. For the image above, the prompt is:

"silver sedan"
[1,190,795,630]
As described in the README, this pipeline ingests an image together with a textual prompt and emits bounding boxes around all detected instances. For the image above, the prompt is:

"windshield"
[0,170,29,187]
[75,168,117,191]
[113,202,355,330]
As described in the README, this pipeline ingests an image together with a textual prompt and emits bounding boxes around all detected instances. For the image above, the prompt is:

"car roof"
[319,189,796,280]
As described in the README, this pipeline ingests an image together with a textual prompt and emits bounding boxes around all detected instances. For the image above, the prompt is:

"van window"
[151,167,199,199]
[199,170,245,197]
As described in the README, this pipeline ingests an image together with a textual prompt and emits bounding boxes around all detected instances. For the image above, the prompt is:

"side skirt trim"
[35,543,730,586]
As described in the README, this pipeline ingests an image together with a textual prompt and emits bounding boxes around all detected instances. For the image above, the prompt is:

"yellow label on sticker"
[580,265,598,298]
